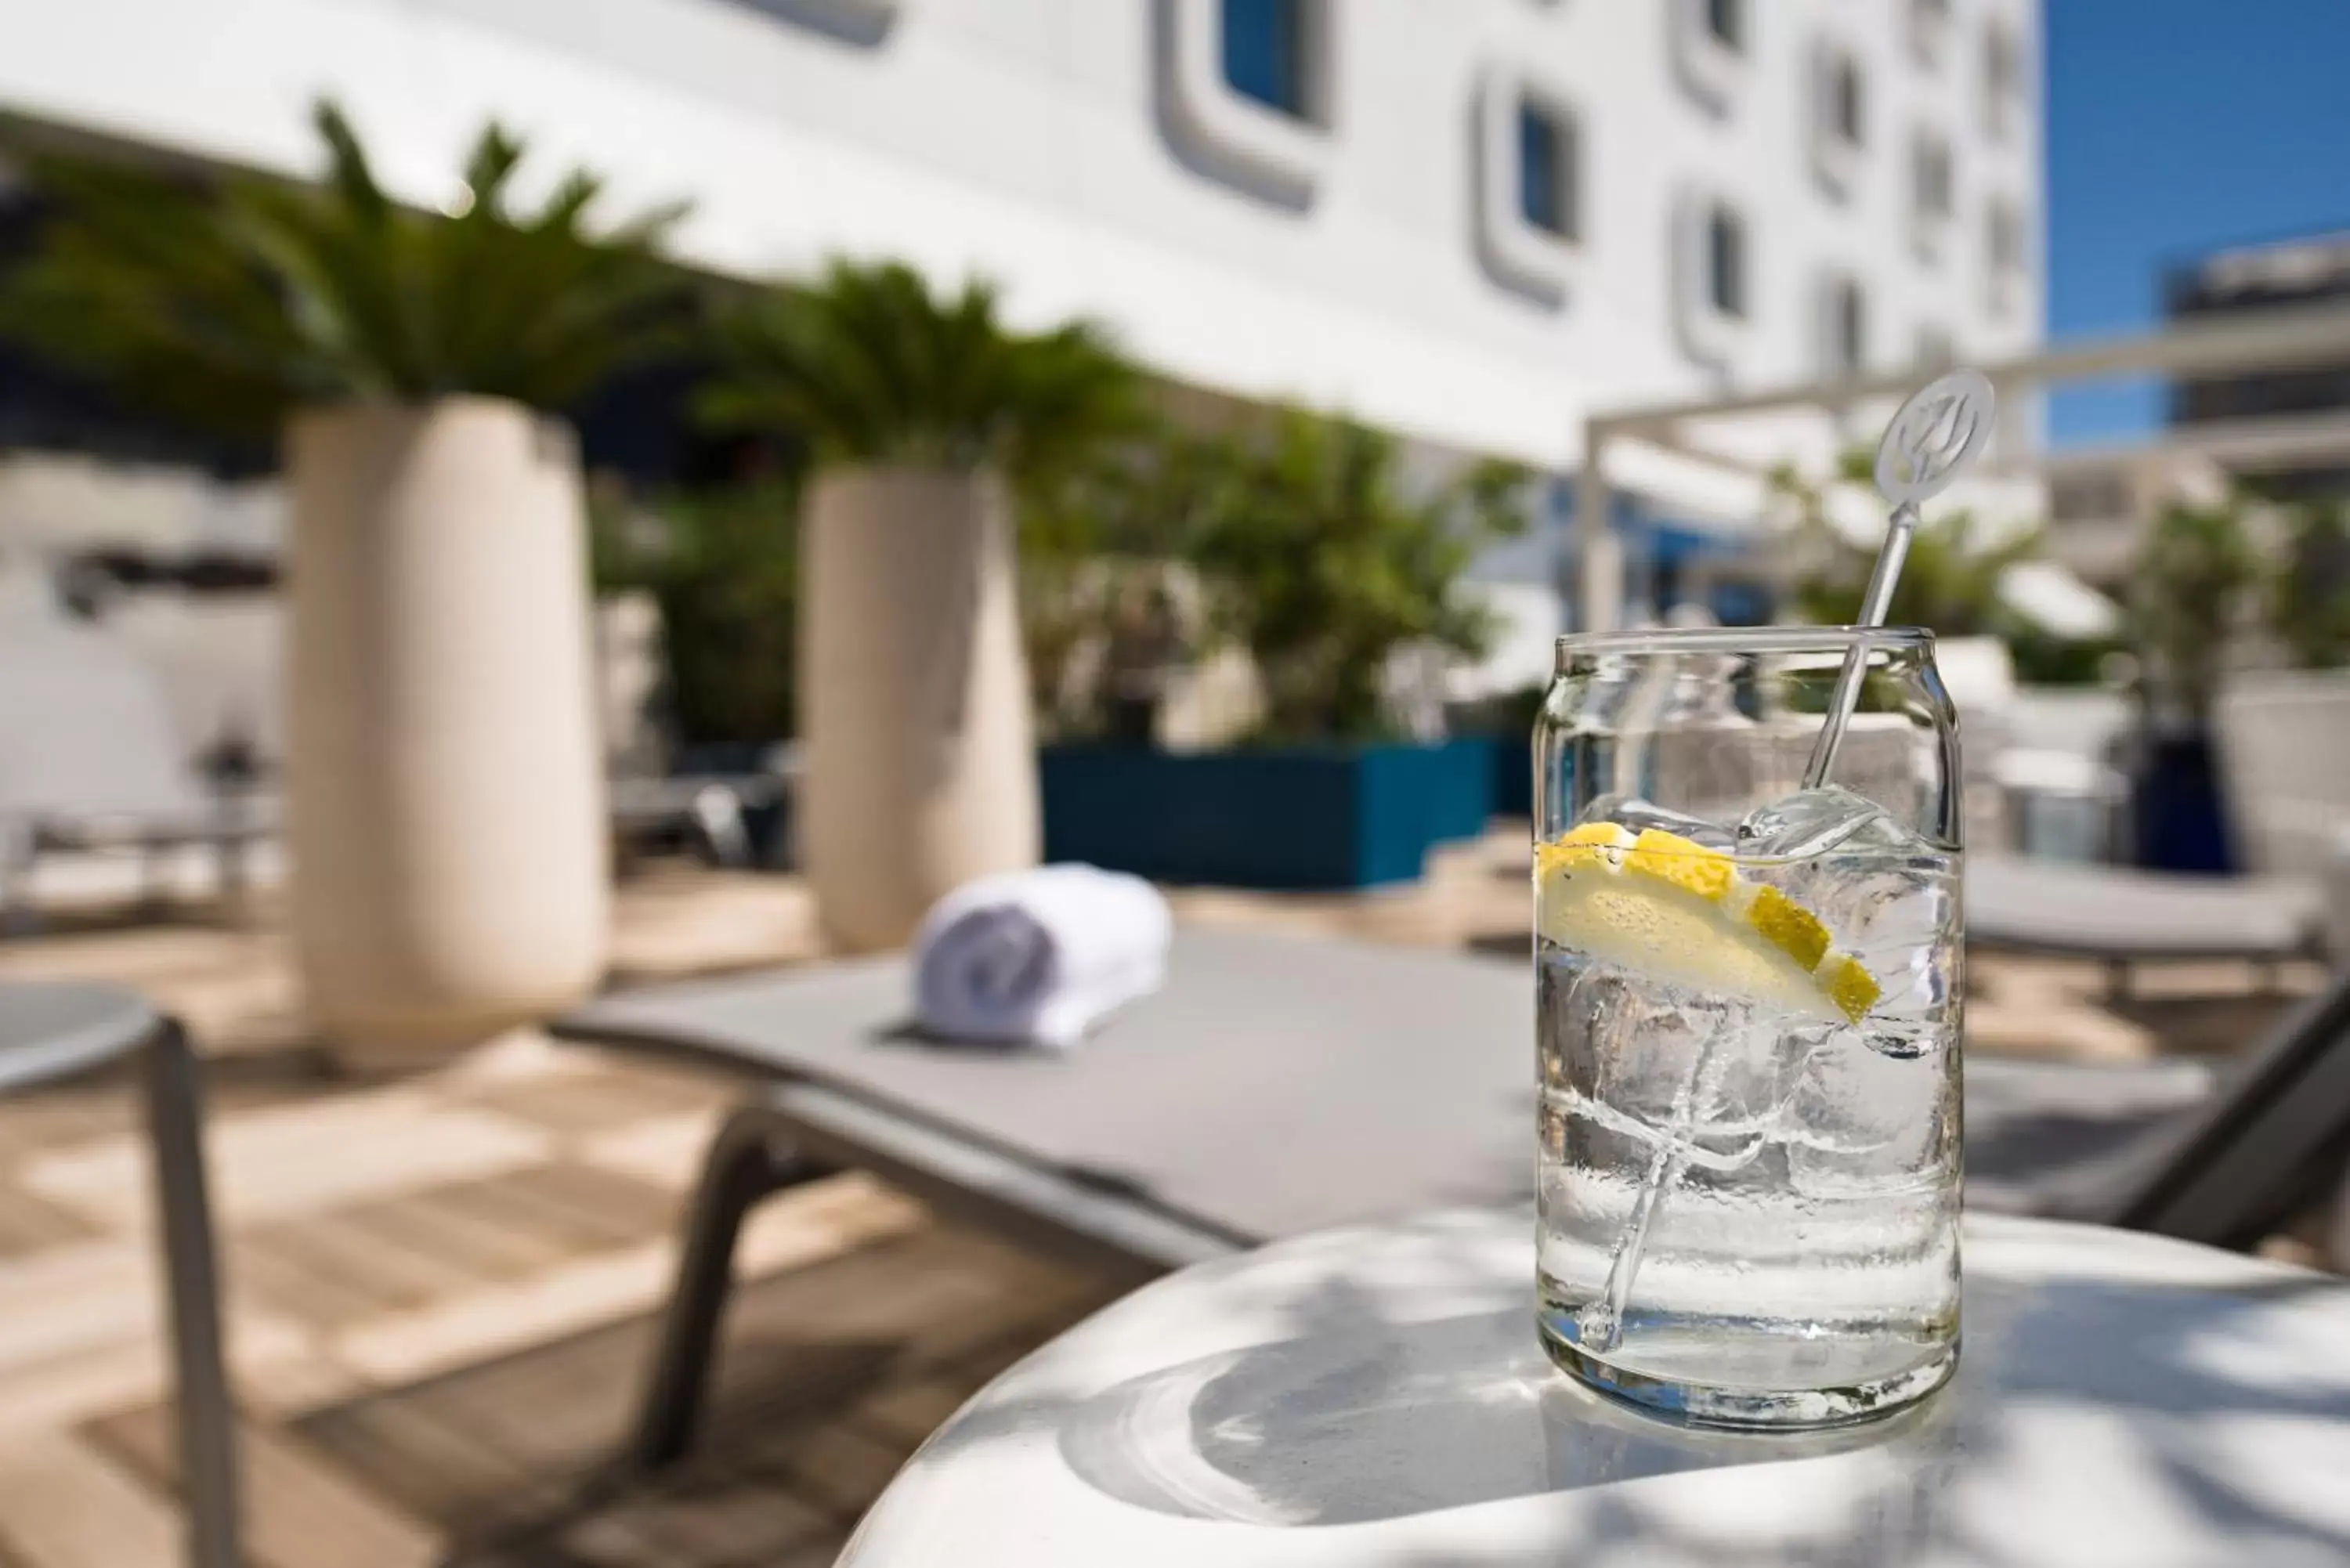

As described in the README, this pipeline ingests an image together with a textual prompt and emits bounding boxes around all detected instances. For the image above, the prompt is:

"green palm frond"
[1180,411,1531,739]
[700,259,1147,490]
[0,99,691,435]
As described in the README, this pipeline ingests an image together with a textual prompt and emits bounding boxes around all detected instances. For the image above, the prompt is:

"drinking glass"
[1533,626,1963,1428]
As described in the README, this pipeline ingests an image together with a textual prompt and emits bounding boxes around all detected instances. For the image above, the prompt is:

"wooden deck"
[0,844,2319,1568]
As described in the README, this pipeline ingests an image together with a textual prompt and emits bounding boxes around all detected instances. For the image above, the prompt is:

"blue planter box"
[1040,740,1495,890]
[1429,736,1503,843]
[1488,733,1535,819]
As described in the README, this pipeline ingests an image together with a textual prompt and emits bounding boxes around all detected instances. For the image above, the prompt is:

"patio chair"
[0,623,273,927]
[553,927,2350,1470]
[0,984,242,1568]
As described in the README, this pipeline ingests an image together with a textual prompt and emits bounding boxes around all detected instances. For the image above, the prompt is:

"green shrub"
[596,480,801,747]
[1186,412,1531,741]
[2271,499,2350,670]
[2126,499,2266,724]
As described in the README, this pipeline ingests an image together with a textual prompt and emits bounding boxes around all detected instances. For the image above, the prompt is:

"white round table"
[839,1211,2350,1567]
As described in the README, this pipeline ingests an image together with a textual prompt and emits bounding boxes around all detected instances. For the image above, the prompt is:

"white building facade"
[2,0,2043,635]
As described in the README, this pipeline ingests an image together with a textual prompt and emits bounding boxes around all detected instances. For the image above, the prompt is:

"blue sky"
[2046,0,2350,442]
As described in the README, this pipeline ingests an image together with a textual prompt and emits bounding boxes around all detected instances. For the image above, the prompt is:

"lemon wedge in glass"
[1535,824,1882,1024]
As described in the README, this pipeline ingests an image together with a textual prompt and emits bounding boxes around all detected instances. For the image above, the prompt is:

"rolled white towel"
[913,864,1173,1049]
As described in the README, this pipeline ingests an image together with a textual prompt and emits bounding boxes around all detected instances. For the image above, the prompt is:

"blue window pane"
[1518,104,1565,236]
[1223,0,1305,117]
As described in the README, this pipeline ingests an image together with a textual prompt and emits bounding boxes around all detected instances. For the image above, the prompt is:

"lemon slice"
[1536,826,1882,1024]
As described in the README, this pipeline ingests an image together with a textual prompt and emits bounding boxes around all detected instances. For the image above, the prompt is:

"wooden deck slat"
[329,1194,548,1288]
[0,1333,164,1440]
[848,1365,995,1451]
[388,1181,582,1277]
[327,1174,924,1394]
[0,1089,138,1168]
[295,1223,1108,1548]
[492,1163,683,1246]
[0,1190,103,1259]
[773,1535,853,1568]
[249,1210,483,1314]
[554,1440,837,1568]
[22,1093,552,1230]
[0,1241,155,1375]
[720,1228,1115,1386]
[0,1429,181,1568]
[744,1422,912,1526]
[233,1234,403,1330]
[86,1403,445,1568]
[302,1384,566,1538]
[421,1167,663,1255]
[580,1109,727,1189]
[453,1068,728,1138]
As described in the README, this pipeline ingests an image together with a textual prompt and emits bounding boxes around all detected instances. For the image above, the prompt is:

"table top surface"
[838,1209,2350,1568]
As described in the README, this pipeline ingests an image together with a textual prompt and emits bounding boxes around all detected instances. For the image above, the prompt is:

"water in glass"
[1535,784,1961,1428]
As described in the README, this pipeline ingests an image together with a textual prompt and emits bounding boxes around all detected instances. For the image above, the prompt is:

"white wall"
[0,0,2042,471]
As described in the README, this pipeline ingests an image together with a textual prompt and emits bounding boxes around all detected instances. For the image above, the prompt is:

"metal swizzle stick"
[1803,369,1998,789]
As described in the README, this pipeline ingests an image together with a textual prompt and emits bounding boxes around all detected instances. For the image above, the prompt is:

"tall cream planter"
[287,398,609,1061]
[802,467,1040,950]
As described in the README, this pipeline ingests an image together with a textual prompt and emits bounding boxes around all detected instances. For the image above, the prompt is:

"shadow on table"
[1052,1305,1925,1528]
[921,1252,2350,1564]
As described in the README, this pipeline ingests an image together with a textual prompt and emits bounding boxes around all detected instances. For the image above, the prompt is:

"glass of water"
[1533,627,1963,1429]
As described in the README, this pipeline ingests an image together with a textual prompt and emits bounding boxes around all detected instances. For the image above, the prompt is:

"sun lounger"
[1961,671,2347,991]
[555,927,1528,1464]
[2018,970,2350,1249]
[1965,854,2327,994]
[555,927,2350,1469]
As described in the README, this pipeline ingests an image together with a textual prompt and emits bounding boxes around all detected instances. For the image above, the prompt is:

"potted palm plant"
[2124,498,2267,873]
[701,260,1144,949]
[1041,411,1529,888]
[0,103,689,1059]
